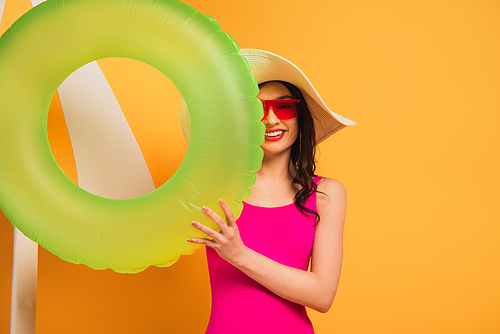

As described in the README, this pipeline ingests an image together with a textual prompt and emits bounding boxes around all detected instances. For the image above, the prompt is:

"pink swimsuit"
[205,177,322,334]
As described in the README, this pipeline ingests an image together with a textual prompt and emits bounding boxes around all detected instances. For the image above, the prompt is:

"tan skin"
[187,82,346,313]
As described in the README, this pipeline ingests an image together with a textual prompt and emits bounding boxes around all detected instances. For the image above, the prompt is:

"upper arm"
[310,177,347,308]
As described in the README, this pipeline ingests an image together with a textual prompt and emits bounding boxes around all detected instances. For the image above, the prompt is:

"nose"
[262,107,280,126]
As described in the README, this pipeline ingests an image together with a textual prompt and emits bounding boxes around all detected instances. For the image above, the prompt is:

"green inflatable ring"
[0,0,263,273]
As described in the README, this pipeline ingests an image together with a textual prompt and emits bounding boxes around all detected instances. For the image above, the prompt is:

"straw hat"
[181,48,356,144]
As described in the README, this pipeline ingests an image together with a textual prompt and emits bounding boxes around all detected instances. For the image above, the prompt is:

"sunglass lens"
[260,100,301,121]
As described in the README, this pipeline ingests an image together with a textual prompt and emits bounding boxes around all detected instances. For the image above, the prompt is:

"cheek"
[287,124,299,144]
[289,121,299,136]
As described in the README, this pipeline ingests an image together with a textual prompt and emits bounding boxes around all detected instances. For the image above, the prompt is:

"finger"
[191,221,223,241]
[202,205,229,233]
[187,237,217,248]
[219,199,237,227]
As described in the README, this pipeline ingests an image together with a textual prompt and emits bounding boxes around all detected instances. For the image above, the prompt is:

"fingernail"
[202,206,208,211]
[219,199,225,204]
[187,238,192,242]
[191,221,197,226]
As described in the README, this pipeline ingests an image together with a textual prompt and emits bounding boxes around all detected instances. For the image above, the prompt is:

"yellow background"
[1,0,499,333]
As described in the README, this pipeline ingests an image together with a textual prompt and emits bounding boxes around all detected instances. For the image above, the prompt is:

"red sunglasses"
[260,99,301,121]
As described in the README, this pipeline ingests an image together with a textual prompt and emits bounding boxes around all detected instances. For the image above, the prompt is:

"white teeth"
[265,130,284,137]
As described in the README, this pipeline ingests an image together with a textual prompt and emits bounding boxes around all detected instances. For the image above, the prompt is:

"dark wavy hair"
[259,81,321,225]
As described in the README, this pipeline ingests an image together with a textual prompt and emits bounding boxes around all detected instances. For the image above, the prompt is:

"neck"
[245,148,299,206]
[256,148,294,181]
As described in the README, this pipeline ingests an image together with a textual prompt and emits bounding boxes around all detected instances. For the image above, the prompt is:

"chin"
[261,143,293,156]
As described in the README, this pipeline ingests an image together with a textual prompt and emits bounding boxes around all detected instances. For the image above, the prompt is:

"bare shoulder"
[316,177,346,207]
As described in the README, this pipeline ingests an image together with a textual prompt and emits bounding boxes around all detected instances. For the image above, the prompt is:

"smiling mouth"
[265,130,285,137]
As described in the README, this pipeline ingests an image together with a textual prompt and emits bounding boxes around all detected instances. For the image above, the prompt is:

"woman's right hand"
[187,199,249,265]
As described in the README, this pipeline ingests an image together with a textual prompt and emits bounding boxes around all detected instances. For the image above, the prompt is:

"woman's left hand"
[187,199,248,265]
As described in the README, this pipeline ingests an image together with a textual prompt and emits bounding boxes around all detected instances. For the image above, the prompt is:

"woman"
[184,49,356,333]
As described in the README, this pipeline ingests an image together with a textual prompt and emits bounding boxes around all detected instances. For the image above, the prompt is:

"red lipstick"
[265,128,286,141]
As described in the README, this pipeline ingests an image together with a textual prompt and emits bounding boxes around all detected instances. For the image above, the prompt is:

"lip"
[265,128,286,141]
[265,128,285,133]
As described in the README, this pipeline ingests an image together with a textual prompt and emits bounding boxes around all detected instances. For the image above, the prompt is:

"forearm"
[232,247,338,313]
